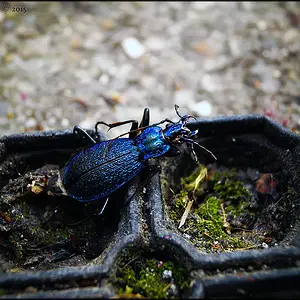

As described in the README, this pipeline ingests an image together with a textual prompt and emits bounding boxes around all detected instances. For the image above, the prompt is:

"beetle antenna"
[174,104,182,118]
[183,137,217,161]
[175,105,198,124]
[185,115,198,123]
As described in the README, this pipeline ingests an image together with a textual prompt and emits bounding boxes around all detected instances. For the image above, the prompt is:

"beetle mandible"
[62,105,216,214]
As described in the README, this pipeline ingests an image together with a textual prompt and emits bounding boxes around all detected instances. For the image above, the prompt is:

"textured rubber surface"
[1,115,300,298]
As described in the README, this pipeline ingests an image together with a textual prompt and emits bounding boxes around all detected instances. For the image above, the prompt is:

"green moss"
[211,172,255,218]
[168,165,260,252]
[194,196,226,240]
[213,174,250,203]
[168,210,178,220]
[114,257,190,299]
[174,191,188,210]
[224,199,251,217]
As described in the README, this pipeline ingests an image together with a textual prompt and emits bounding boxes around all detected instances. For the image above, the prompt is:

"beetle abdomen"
[63,138,144,202]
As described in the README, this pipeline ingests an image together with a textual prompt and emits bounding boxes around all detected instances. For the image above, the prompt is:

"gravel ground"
[0,1,300,138]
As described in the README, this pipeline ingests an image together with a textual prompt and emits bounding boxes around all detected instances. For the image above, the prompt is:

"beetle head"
[163,105,217,161]
[163,105,199,143]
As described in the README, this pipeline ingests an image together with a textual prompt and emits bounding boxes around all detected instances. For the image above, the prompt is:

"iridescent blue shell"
[63,138,144,201]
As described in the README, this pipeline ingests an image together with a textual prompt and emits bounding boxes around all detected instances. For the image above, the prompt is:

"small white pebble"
[25,117,37,128]
[98,74,110,85]
[162,270,172,279]
[122,37,145,59]
[48,117,57,126]
[63,89,72,97]
[273,70,281,78]
[257,20,267,31]
[192,100,212,117]
[183,233,191,239]
[61,118,70,127]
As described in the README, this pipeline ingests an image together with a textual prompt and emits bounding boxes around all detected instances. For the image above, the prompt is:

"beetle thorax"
[135,126,170,160]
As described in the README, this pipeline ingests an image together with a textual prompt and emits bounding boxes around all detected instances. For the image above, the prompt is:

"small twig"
[163,282,172,293]
[178,198,194,229]
[168,186,175,195]
[220,203,231,234]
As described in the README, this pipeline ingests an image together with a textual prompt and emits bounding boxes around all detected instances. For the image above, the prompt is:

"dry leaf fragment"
[220,203,231,234]
[178,199,194,229]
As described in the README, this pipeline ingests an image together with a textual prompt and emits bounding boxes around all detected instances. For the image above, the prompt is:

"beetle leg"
[97,197,110,216]
[188,143,198,162]
[124,118,176,138]
[73,125,97,144]
[139,108,150,128]
[128,121,139,139]
[151,118,175,126]
[104,118,176,143]
[97,108,151,139]
[95,120,139,138]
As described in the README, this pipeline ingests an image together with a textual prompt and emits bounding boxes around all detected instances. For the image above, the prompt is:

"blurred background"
[0,1,300,138]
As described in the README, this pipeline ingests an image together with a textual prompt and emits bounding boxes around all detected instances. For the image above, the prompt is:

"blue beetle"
[62,105,216,214]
